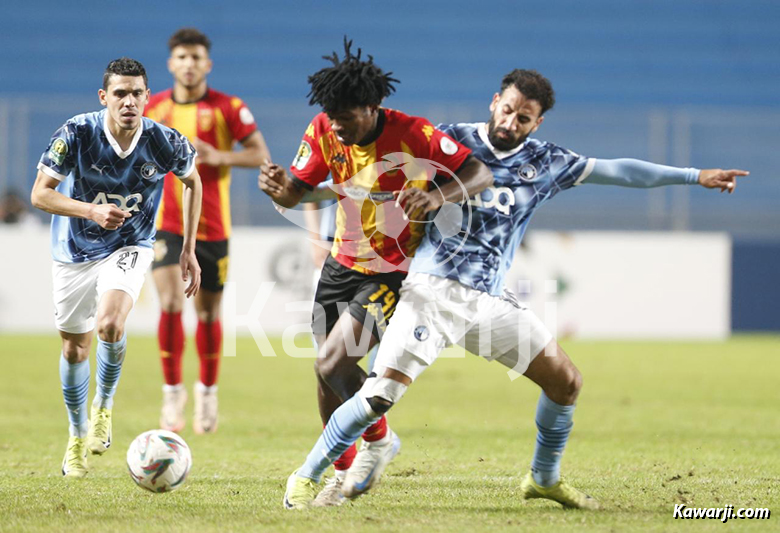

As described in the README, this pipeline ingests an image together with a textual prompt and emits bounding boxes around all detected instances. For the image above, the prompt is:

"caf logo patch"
[414,325,429,342]
[293,141,312,170]
[49,138,68,165]
[518,164,538,181]
[140,161,158,179]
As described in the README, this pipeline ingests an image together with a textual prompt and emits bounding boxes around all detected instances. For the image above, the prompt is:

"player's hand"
[258,159,287,196]
[89,204,131,230]
[698,168,749,194]
[179,249,201,299]
[191,138,223,167]
[394,187,442,221]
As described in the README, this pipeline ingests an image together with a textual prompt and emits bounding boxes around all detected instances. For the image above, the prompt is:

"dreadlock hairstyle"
[307,38,399,114]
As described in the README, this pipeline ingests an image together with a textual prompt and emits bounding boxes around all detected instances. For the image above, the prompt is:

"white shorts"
[52,245,154,334]
[374,273,553,381]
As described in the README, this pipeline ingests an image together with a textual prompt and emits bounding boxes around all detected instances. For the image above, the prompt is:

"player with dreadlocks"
[259,39,492,508]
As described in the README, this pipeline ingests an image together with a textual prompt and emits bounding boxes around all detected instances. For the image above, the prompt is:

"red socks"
[362,415,388,442]
[196,320,222,387]
[332,415,388,470]
[158,311,184,385]
[333,442,357,471]
[160,315,222,388]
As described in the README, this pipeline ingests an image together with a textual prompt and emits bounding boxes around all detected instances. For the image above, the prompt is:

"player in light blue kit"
[283,69,748,509]
[31,58,203,478]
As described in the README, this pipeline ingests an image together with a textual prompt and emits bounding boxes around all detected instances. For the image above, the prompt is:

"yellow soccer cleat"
[520,472,600,510]
[283,470,321,510]
[61,436,88,478]
[87,405,112,455]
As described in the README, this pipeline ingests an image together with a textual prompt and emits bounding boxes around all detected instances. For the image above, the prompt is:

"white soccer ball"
[126,430,192,493]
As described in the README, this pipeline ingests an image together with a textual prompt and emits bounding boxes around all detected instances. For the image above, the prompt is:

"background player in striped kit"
[31,57,202,477]
[145,28,271,435]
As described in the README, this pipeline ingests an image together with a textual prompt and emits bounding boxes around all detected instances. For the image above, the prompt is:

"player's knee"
[157,293,183,314]
[97,317,125,343]
[360,376,408,415]
[196,308,220,323]
[367,396,394,414]
[62,342,89,363]
[559,365,582,404]
[313,349,346,380]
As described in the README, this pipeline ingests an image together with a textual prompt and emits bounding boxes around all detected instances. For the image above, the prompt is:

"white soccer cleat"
[160,384,187,433]
[312,473,347,507]
[342,429,401,499]
[193,382,218,434]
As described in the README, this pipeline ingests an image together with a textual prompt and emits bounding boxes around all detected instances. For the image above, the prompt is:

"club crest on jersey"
[198,108,213,132]
[140,162,158,180]
[414,325,429,342]
[518,164,538,182]
[49,138,68,166]
[293,141,312,170]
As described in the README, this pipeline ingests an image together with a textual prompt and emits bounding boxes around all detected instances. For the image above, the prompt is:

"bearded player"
[282,69,749,509]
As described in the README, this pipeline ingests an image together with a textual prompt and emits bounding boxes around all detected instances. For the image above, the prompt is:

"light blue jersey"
[37,109,196,263]
[410,122,592,296]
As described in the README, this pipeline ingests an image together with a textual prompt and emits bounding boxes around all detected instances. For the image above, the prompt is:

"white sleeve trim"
[37,162,66,181]
[174,160,196,180]
[573,157,596,186]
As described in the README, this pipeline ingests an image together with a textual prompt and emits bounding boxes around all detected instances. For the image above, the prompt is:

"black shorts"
[313,255,406,341]
[152,231,229,293]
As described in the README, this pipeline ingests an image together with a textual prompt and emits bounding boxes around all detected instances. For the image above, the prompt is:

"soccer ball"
[126,430,192,493]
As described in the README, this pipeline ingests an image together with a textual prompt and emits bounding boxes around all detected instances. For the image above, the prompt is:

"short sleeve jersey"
[410,122,594,295]
[290,109,471,274]
[145,88,257,241]
[37,109,197,263]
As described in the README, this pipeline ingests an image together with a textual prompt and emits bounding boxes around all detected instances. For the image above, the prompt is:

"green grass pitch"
[1,335,778,532]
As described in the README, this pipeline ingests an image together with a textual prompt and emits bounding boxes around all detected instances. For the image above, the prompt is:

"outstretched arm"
[585,159,748,192]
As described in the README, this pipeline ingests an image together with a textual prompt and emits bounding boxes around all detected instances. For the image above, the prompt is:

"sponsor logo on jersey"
[140,162,158,180]
[518,164,538,181]
[92,192,143,213]
[342,187,395,203]
[468,186,515,215]
[50,138,68,166]
[293,141,312,170]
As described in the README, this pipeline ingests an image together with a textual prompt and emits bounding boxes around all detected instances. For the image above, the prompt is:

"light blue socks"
[60,355,90,437]
[531,391,575,487]
[298,394,379,482]
[94,334,126,409]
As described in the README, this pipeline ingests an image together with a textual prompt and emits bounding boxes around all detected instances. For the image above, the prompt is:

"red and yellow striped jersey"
[144,88,257,241]
[290,108,471,274]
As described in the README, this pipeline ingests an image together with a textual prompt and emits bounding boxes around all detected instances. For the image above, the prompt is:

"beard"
[487,116,526,151]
